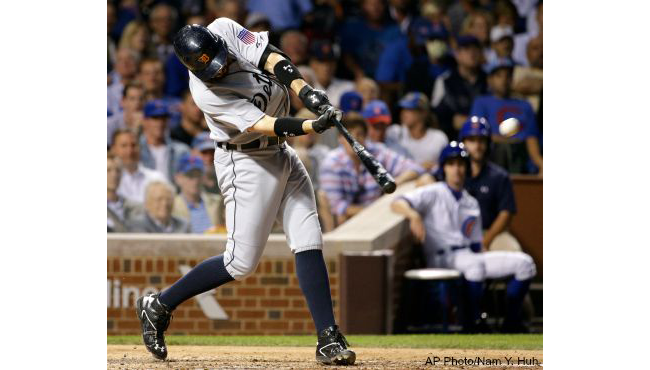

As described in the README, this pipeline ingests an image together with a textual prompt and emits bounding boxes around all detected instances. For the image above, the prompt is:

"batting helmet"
[173,24,229,82]
[458,116,490,141]
[435,141,470,180]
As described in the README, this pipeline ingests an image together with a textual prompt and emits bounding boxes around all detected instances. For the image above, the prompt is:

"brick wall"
[107,255,339,335]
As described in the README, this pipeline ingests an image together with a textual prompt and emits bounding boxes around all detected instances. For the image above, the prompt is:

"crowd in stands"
[108,0,542,234]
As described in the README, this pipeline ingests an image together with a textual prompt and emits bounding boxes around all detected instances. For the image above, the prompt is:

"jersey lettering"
[250,73,273,112]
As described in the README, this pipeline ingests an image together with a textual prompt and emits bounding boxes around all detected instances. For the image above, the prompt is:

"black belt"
[216,137,285,151]
[436,245,468,256]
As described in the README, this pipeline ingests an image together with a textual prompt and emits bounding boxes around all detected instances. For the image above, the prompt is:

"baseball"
[499,117,520,137]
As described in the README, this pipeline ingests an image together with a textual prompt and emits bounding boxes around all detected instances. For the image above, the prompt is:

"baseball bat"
[329,111,397,194]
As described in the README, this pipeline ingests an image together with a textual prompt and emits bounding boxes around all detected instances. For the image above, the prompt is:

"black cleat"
[316,325,356,365]
[136,293,172,360]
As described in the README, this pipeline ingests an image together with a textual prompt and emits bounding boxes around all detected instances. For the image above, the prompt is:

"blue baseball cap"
[176,153,204,174]
[192,132,214,152]
[144,99,170,118]
[486,58,515,75]
[459,116,490,141]
[409,18,448,45]
[398,92,429,110]
[457,35,481,48]
[362,100,391,125]
[339,91,363,113]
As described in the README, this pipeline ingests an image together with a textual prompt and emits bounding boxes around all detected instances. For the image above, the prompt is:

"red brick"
[214,320,241,330]
[269,288,281,295]
[260,321,288,330]
[330,277,337,285]
[284,287,303,296]
[189,259,198,267]
[264,261,272,273]
[197,321,210,330]
[156,259,164,273]
[236,310,264,319]
[255,264,262,274]
[244,299,257,307]
[113,259,120,272]
[292,321,304,331]
[331,288,337,297]
[173,309,186,318]
[107,260,111,273]
[245,321,257,330]
[170,321,195,330]
[167,259,176,273]
[283,310,311,319]
[189,309,205,318]
[219,298,242,307]
[120,276,145,284]
[145,259,153,273]
[292,299,305,308]
[134,260,142,273]
[286,261,294,274]
[291,277,299,286]
[107,308,121,318]
[244,276,257,285]
[238,288,264,296]
[117,320,139,329]
[305,322,315,331]
[260,299,289,308]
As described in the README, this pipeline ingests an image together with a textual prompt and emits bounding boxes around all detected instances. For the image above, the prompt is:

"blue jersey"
[464,161,516,229]
[375,37,447,84]
[339,18,401,77]
[469,95,539,141]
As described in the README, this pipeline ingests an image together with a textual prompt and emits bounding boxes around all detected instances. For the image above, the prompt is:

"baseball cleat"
[136,293,172,360]
[315,325,356,365]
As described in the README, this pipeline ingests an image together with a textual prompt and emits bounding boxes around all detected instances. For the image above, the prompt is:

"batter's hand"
[312,106,341,134]
[409,215,426,244]
[299,87,332,115]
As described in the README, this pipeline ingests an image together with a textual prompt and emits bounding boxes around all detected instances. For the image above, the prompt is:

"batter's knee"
[514,253,537,281]
[224,255,261,280]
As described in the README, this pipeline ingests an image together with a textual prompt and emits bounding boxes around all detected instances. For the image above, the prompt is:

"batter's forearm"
[248,114,318,136]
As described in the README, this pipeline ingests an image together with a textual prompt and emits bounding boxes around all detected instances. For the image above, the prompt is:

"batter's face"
[107,158,122,191]
[146,184,174,224]
[463,136,488,162]
[443,158,467,189]
[111,132,139,166]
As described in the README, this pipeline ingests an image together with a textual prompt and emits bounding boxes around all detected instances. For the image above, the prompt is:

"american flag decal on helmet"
[237,28,255,44]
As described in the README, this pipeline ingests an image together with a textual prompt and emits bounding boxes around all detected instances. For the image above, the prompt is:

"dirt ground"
[108,345,543,369]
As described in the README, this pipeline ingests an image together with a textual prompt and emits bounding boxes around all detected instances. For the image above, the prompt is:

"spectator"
[458,117,522,251]
[280,30,309,66]
[459,10,493,52]
[356,77,380,106]
[391,141,536,333]
[339,91,364,114]
[386,92,449,170]
[246,0,313,32]
[139,100,190,182]
[432,35,488,140]
[486,25,515,65]
[138,58,182,125]
[191,132,220,195]
[108,81,145,148]
[131,181,191,233]
[469,59,542,174]
[118,20,155,59]
[447,0,480,37]
[319,113,424,225]
[361,100,412,158]
[172,154,225,233]
[107,2,117,68]
[245,12,272,32]
[108,47,140,116]
[512,36,542,112]
[513,1,542,66]
[206,0,245,25]
[339,0,402,79]
[111,129,166,204]
[148,3,177,63]
[108,152,143,232]
[170,90,207,147]
[309,40,355,111]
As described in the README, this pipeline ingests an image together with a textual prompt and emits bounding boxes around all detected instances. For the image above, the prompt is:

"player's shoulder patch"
[461,216,478,238]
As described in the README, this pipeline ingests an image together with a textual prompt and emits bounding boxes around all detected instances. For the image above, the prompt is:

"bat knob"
[382,181,396,194]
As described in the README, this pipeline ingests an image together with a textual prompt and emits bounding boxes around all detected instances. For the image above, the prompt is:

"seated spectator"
[108,81,145,148]
[432,35,488,140]
[339,0,402,79]
[512,35,542,100]
[459,10,493,52]
[485,25,515,66]
[309,40,355,111]
[513,1,542,67]
[108,152,143,232]
[391,141,536,333]
[356,77,380,106]
[148,3,177,63]
[245,12,272,32]
[118,20,155,59]
[459,117,523,252]
[386,92,449,170]
[246,0,313,32]
[280,30,309,66]
[191,132,220,195]
[361,100,412,158]
[319,113,424,225]
[206,0,245,25]
[469,59,542,174]
[170,90,207,147]
[111,129,166,203]
[108,47,140,116]
[172,154,225,233]
[139,100,191,182]
[138,58,182,126]
[131,181,191,233]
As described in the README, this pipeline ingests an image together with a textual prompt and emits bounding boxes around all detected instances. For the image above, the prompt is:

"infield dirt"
[108,345,542,369]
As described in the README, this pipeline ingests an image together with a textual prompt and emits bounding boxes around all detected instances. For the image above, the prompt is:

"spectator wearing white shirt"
[308,40,355,111]
[107,152,143,232]
[386,92,449,171]
[111,128,166,203]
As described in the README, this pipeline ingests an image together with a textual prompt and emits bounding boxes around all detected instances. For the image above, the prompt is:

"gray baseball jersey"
[188,18,323,280]
[189,17,291,145]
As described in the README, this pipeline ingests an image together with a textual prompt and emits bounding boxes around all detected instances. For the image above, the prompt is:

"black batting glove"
[299,86,331,115]
[312,106,340,134]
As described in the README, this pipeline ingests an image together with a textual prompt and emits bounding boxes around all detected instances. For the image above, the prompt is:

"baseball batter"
[391,141,536,332]
[136,18,355,365]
